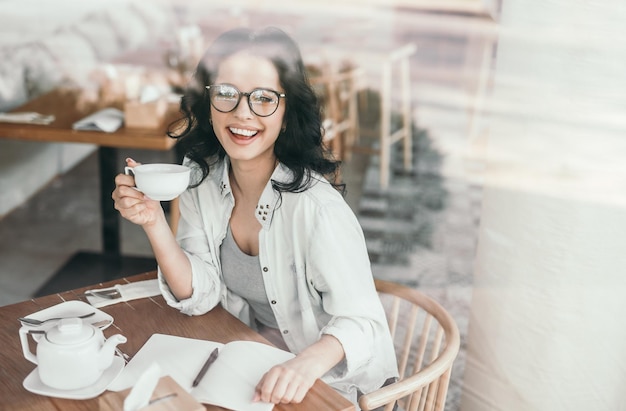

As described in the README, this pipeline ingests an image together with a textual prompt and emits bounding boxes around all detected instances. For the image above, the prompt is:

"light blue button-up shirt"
[158,158,398,404]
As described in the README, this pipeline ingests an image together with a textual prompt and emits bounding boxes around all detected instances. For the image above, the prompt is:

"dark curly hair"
[168,27,343,194]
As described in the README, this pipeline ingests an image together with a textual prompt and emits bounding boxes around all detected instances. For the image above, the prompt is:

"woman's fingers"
[114,173,137,189]
[118,184,146,200]
[114,195,161,226]
[291,384,308,403]
[114,192,144,210]
[255,371,278,403]
[125,157,142,167]
[267,372,291,404]
[276,379,300,404]
[255,365,312,404]
[112,180,144,210]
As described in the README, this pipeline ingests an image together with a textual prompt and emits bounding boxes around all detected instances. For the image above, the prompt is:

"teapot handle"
[19,327,38,365]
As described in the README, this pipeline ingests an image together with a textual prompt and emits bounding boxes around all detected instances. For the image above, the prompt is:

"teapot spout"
[98,334,127,370]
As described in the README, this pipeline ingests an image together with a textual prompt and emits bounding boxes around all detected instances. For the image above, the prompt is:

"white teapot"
[19,317,127,390]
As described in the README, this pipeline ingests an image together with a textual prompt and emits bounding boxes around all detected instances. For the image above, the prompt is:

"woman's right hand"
[112,158,164,227]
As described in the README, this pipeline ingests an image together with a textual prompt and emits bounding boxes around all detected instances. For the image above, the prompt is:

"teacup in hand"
[125,163,190,201]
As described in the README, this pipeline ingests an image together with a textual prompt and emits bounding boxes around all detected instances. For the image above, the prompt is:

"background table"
[0,88,182,291]
[0,271,355,411]
[0,88,179,255]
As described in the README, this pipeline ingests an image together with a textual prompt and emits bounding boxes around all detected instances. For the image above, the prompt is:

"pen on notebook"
[192,347,219,387]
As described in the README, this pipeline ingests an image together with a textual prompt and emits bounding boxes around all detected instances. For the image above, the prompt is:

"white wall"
[461,0,626,410]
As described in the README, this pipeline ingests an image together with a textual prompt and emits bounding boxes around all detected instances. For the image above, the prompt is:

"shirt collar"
[213,157,293,228]
[214,157,230,198]
[255,163,294,228]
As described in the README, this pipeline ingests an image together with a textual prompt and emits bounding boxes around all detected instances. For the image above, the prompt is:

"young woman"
[112,27,397,408]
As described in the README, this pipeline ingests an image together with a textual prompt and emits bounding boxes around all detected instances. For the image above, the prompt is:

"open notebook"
[108,334,294,411]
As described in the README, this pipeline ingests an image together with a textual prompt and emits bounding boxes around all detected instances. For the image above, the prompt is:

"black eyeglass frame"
[206,84,286,117]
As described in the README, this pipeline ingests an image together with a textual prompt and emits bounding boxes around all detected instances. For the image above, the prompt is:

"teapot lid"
[46,318,94,345]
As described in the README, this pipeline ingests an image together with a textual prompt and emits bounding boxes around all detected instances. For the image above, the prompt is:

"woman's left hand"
[253,334,345,404]
[253,355,321,404]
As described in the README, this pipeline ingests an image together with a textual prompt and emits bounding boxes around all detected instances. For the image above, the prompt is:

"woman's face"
[210,51,286,166]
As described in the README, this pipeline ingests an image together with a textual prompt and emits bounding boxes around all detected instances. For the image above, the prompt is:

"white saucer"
[21,300,113,331]
[23,356,125,400]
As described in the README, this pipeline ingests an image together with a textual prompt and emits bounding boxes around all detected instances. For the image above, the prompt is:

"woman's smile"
[229,126,259,139]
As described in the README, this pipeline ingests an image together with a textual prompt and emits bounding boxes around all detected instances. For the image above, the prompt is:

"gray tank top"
[220,225,278,328]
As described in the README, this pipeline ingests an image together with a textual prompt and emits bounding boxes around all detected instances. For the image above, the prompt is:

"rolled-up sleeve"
[309,202,389,376]
[158,188,223,315]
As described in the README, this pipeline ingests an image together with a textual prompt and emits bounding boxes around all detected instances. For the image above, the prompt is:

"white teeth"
[229,127,258,137]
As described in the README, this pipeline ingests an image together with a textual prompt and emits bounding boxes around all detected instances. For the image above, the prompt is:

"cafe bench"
[0,0,174,217]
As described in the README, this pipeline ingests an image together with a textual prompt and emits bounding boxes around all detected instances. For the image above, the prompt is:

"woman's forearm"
[296,334,345,377]
[142,211,193,300]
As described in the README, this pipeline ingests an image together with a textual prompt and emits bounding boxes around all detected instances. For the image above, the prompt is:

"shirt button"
[271,300,277,304]
[283,330,289,334]
[263,267,269,272]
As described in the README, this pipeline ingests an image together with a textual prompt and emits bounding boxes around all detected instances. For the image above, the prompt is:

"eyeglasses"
[206,84,286,117]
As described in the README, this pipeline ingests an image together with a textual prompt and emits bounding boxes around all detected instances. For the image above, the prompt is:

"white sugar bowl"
[19,318,127,390]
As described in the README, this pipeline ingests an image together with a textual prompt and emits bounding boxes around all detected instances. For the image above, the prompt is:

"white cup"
[124,163,190,201]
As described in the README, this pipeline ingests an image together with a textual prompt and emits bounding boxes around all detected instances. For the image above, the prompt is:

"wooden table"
[0,88,180,257]
[0,271,355,411]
